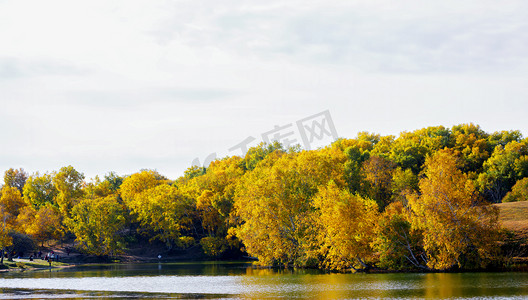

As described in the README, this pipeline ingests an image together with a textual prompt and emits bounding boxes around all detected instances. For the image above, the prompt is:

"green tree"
[181,166,205,182]
[451,123,492,173]
[23,173,58,209]
[503,177,528,202]
[361,155,396,210]
[390,167,419,204]
[239,141,284,171]
[488,130,523,148]
[389,126,452,173]
[343,138,373,194]
[477,141,528,202]
[4,168,28,193]
[104,172,124,193]
[373,202,426,270]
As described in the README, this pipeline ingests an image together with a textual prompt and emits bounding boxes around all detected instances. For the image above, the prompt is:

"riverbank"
[0,245,209,273]
[0,258,73,272]
[495,201,528,269]
[495,201,528,240]
[1,238,220,270]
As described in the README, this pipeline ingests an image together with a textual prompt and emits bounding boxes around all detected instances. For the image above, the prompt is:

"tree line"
[1,123,527,271]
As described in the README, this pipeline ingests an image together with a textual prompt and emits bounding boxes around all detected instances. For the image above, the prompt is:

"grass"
[1,258,70,270]
[494,201,528,239]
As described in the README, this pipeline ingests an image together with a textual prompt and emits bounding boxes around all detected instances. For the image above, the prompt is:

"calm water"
[0,262,527,299]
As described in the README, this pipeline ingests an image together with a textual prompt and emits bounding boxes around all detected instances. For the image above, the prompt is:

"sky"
[1,0,527,180]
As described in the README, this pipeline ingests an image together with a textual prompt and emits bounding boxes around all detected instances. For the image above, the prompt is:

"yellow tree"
[67,195,126,255]
[313,181,378,271]
[119,170,165,208]
[131,184,194,249]
[234,146,346,267]
[84,176,115,199]
[409,150,500,270]
[189,157,244,231]
[53,166,85,217]
[17,204,63,247]
[0,186,27,263]
[0,186,27,226]
[0,205,13,264]
[372,201,426,270]
[182,157,245,257]
[234,162,282,266]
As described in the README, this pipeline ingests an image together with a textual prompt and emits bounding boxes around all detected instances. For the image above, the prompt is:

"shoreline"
[0,259,78,272]
[1,257,527,274]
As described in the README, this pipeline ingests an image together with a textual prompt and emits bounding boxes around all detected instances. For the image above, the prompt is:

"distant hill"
[495,201,528,239]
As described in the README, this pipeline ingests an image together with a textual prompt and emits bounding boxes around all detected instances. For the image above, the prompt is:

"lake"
[0,262,527,299]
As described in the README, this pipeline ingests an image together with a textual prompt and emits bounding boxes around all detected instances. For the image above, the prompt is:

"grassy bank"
[0,258,71,271]
[495,201,528,239]
[495,201,528,269]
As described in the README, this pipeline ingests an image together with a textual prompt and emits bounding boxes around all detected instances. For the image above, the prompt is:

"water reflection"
[0,262,527,299]
[0,288,230,299]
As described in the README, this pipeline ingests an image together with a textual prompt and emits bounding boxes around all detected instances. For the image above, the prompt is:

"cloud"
[147,0,528,74]
[1,0,528,180]
[0,59,22,78]
[65,87,240,109]
[0,57,89,79]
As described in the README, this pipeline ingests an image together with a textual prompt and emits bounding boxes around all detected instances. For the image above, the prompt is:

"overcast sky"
[1,0,527,180]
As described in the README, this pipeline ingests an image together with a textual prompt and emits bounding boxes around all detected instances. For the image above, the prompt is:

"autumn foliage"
[1,124,527,271]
